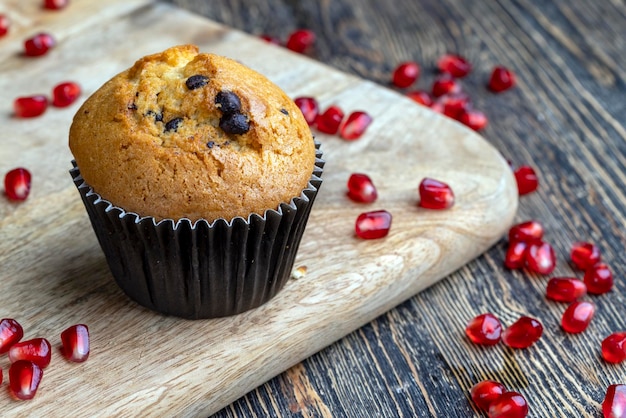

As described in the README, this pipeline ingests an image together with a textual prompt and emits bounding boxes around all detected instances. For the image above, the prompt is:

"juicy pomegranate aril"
[509,220,544,243]
[584,263,614,295]
[525,241,556,275]
[488,391,529,418]
[465,313,502,346]
[0,318,24,353]
[502,316,543,349]
[437,54,472,78]
[61,324,90,363]
[24,32,56,57]
[418,178,454,210]
[432,74,461,97]
[4,168,32,201]
[571,241,601,270]
[488,66,516,93]
[601,332,626,364]
[561,301,595,334]
[546,277,587,303]
[340,111,373,140]
[470,380,506,412]
[603,384,626,418]
[285,29,315,53]
[293,96,319,126]
[9,338,52,368]
[355,210,392,239]
[316,105,344,135]
[391,61,420,88]
[9,360,43,401]
[44,0,70,10]
[514,165,539,195]
[14,95,48,118]
[406,90,432,106]
[52,81,81,107]
[505,241,528,270]
[347,173,378,203]
[459,109,488,131]
[0,14,10,37]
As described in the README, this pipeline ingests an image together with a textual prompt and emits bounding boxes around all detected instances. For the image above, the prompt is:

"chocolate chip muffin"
[69,45,323,318]
[70,44,316,222]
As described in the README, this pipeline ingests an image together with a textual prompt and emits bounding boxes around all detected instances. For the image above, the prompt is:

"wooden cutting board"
[0,1,517,416]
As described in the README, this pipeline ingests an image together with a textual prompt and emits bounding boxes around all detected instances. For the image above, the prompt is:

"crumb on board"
[291,265,307,280]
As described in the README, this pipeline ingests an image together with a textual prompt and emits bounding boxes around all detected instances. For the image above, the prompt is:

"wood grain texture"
[167,0,626,417]
[0,1,516,416]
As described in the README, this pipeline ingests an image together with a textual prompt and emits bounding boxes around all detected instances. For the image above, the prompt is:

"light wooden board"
[0,1,518,416]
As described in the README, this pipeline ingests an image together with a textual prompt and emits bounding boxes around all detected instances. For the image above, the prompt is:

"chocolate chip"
[164,117,183,132]
[186,75,209,90]
[215,91,242,114]
[207,141,215,148]
[146,110,163,122]
[280,108,289,115]
[219,112,249,135]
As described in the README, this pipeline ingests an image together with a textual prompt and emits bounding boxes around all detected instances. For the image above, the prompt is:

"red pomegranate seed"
[24,32,56,57]
[418,178,454,210]
[436,92,471,120]
[9,338,52,368]
[340,111,373,140]
[293,97,319,126]
[459,109,488,131]
[61,324,90,363]
[44,0,69,10]
[514,165,539,195]
[4,168,32,201]
[546,277,587,302]
[0,14,10,37]
[432,74,461,97]
[584,263,613,294]
[286,29,315,53]
[347,173,378,203]
[355,210,392,240]
[316,105,344,135]
[430,100,444,114]
[488,66,516,93]
[471,380,506,412]
[525,241,556,275]
[504,241,528,270]
[601,332,626,364]
[502,316,543,349]
[406,90,432,106]
[488,391,529,418]
[52,81,81,107]
[8,360,43,401]
[437,54,472,78]
[14,95,48,118]
[561,301,595,334]
[603,384,626,418]
[391,61,420,88]
[508,220,544,244]
[259,34,280,45]
[0,318,24,354]
[465,313,502,346]
[570,242,601,270]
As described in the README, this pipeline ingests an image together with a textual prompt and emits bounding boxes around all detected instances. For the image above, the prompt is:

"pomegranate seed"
[546,277,587,302]
[502,316,543,349]
[347,173,378,203]
[561,301,595,334]
[601,332,626,364]
[406,90,432,106]
[52,81,81,107]
[8,360,43,401]
[285,29,315,54]
[514,165,539,195]
[504,241,528,269]
[293,97,319,125]
[355,210,392,239]
[437,54,472,78]
[488,391,529,418]
[9,338,52,368]
[431,74,461,97]
[43,0,69,10]
[391,61,420,88]
[0,318,24,354]
[24,32,56,57]
[316,105,344,135]
[436,93,471,120]
[459,109,488,131]
[14,95,48,118]
[584,263,613,294]
[0,14,10,37]
[603,384,626,418]
[471,380,506,412]
[61,324,90,363]
[465,313,502,346]
[4,168,32,201]
[508,220,544,244]
[488,66,516,93]
[340,111,373,140]
[259,34,280,45]
[430,101,444,114]
[525,241,556,275]
[418,178,454,210]
[571,242,601,270]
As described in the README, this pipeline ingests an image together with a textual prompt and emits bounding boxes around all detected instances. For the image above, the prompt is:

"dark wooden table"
[169,1,625,416]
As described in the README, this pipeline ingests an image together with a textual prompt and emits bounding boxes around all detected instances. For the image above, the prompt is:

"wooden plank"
[0,2,517,416]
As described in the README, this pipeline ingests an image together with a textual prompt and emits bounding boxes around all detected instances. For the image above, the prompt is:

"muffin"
[69,45,323,319]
